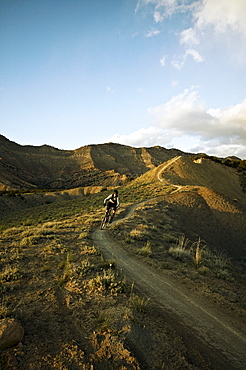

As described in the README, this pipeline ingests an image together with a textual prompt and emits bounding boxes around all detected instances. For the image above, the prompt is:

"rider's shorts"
[106,202,117,211]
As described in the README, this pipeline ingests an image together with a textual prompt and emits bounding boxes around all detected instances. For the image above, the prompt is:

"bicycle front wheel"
[101,214,108,229]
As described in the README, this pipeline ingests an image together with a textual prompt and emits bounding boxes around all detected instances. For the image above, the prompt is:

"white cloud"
[171,80,178,87]
[136,0,191,20]
[137,0,246,66]
[171,48,204,69]
[145,29,160,37]
[149,87,246,141]
[185,48,204,63]
[108,126,168,148]
[154,11,164,23]
[194,0,246,37]
[108,88,246,158]
[180,27,199,46]
[106,86,114,94]
[160,55,167,66]
[137,0,246,39]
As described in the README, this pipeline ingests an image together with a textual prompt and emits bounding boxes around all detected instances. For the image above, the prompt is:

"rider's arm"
[104,194,112,205]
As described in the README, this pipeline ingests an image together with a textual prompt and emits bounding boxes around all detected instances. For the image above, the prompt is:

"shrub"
[128,294,149,312]
[87,269,124,294]
[136,241,152,257]
[0,264,21,283]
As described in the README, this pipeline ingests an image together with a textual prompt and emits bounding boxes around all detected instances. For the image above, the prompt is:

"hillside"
[0,135,184,191]
[118,156,246,260]
[0,148,246,368]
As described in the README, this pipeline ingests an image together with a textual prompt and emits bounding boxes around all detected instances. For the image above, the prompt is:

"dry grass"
[109,196,246,322]
[136,241,152,257]
[2,194,193,369]
[0,204,145,368]
[0,159,245,368]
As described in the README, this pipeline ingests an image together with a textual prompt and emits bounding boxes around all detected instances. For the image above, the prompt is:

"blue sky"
[1,0,246,158]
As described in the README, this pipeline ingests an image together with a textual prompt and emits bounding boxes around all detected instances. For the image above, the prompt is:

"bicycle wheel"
[107,208,114,225]
[101,213,109,229]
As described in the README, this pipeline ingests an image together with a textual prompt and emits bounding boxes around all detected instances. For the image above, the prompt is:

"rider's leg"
[109,209,116,223]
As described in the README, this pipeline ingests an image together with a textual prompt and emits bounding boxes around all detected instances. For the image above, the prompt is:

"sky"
[0,0,246,159]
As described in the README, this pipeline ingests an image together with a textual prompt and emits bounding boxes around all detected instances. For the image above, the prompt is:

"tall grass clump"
[202,249,232,281]
[168,235,192,261]
[168,235,233,280]
[136,241,152,257]
[192,237,206,268]
[128,283,149,312]
[59,248,72,284]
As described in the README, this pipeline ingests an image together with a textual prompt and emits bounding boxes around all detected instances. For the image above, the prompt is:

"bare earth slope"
[0,135,183,190]
[156,156,246,259]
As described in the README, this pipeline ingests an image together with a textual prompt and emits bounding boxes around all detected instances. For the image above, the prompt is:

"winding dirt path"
[156,155,183,193]
[93,157,246,369]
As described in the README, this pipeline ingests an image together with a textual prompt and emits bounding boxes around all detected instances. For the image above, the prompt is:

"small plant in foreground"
[128,294,149,312]
[87,269,124,294]
[128,283,149,312]
[192,237,206,268]
[168,235,191,261]
[59,249,72,284]
[0,264,21,283]
[93,310,111,331]
[136,241,152,257]
[0,298,8,318]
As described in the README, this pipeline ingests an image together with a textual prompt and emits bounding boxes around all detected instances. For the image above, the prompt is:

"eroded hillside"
[132,156,246,259]
[0,152,246,369]
[0,136,184,191]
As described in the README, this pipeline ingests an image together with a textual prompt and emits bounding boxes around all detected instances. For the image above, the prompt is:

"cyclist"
[103,189,120,223]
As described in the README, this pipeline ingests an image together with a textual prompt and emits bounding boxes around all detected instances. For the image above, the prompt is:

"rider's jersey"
[104,193,120,208]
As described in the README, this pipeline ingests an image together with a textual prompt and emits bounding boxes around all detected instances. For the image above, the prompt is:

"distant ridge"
[0,135,188,191]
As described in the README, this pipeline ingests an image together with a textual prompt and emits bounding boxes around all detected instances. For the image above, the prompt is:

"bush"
[87,269,124,294]
[136,241,152,257]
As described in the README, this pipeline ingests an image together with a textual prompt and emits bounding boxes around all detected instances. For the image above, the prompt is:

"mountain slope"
[120,155,246,259]
[0,135,184,190]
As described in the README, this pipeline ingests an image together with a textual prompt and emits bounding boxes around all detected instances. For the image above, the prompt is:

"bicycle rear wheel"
[107,208,114,225]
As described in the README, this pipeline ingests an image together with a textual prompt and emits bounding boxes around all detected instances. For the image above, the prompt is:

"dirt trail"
[93,212,246,369]
[156,155,183,193]
[93,156,246,368]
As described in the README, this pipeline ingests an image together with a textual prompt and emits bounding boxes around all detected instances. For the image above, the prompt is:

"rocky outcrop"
[0,318,24,349]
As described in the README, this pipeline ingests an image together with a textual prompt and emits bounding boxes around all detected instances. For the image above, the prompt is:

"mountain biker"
[103,189,120,223]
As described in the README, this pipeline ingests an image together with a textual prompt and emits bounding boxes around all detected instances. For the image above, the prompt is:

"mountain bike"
[100,207,114,229]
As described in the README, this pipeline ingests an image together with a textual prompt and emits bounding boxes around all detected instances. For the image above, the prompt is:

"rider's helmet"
[113,189,118,195]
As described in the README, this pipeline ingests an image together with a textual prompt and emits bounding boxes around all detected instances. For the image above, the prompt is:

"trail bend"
[93,156,246,369]
[156,155,183,193]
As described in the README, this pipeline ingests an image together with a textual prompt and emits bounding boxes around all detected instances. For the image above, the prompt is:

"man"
[103,189,120,223]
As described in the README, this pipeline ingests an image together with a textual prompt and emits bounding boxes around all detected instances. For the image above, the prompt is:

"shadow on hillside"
[164,198,246,261]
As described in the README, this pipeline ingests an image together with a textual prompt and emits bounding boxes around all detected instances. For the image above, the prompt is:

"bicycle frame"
[100,207,114,229]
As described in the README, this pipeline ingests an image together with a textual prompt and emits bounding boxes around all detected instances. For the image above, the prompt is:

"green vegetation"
[0,188,64,197]
[0,192,104,231]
